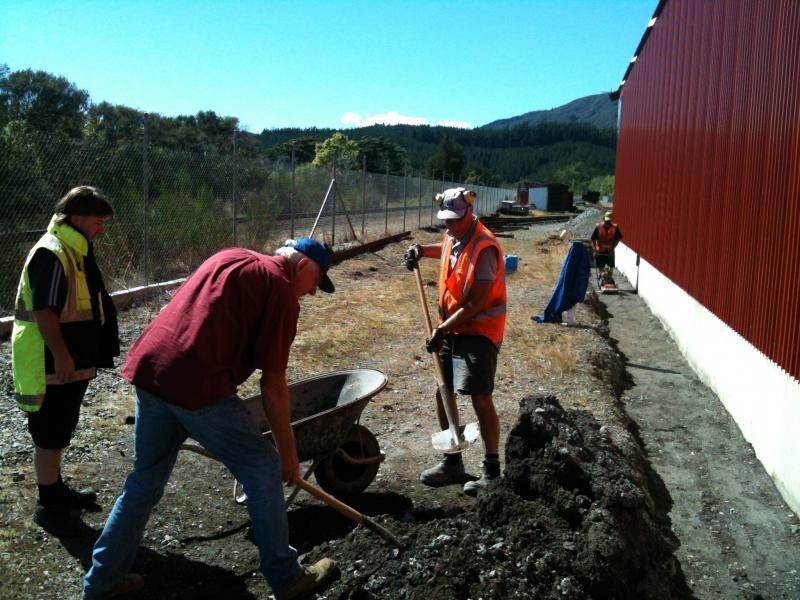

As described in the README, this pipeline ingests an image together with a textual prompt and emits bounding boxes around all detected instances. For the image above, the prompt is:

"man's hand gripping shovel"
[412,264,480,453]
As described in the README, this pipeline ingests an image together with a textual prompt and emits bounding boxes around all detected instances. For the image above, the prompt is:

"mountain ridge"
[480,93,618,130]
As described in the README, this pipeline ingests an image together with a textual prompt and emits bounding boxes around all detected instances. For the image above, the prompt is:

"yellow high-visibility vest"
[12,215,98,412]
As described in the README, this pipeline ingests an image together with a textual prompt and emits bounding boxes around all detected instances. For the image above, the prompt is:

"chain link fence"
[0,124,515,317]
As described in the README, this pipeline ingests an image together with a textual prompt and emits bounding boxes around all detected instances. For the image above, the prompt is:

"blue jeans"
[83,388,301,597]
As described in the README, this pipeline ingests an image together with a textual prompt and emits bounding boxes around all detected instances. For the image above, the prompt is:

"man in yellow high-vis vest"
[12,186,119,537]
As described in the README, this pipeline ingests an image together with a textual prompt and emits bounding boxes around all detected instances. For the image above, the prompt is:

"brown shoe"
[419,454,474,487]
[463,461,501,497]
[275,558,340,600]
[83,573,144,599]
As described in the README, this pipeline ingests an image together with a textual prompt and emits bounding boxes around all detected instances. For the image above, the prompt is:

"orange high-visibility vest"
[595,222,618,253]
[437,220,507,348]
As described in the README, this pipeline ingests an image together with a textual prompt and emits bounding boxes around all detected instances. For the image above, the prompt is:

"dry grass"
[496,232,582,379]
[82,218,589,414]
[83,391,137,441]
[236,225,586,399]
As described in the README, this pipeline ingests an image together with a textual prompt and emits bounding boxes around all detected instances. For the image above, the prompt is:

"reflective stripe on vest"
[437,220,507,347]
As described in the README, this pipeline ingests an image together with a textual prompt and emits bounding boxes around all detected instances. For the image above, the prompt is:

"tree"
[356,136,407,173]
[0,64,9,126]
[550,161,589,192]
[0,120,54,226]
[465,166,500,187]
[0,68,89,137]
[587,174,615,196]
[426,134,465,179]
[85,102,144,145]
[268,136,320,164]
[313,132,359,170]
[146,110,240,155]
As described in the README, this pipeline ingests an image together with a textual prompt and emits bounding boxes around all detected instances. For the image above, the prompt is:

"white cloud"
[436,120,473,129]
[340,112,367,126]
[340,111,429,127]
[340,111,474,129]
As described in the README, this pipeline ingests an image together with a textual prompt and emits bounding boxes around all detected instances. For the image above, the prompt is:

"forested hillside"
[1,65,616,191]
[481,93,618,130]
[259,121,616,190]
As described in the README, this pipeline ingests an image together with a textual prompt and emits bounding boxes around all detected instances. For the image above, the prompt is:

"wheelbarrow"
[181,368,388,505]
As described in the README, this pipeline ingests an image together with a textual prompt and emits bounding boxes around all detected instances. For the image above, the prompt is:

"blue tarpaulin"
[532,241,591,324]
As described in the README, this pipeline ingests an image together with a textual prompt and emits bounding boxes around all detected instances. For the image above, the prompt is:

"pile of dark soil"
[311,395,689,600]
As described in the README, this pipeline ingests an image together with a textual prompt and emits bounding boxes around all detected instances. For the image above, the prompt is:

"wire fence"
[0,125,515,317]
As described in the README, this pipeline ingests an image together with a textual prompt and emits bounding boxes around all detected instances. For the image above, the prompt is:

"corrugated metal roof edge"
[609,0,669,101]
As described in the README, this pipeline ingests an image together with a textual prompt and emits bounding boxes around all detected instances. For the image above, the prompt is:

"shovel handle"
[293,477,405,548]
[413,265,463,445]
[413,266,435,339]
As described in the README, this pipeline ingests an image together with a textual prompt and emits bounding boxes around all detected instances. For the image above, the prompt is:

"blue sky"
[1,0,657,132]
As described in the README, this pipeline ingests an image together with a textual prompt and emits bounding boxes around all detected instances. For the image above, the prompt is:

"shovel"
[293,477,405,548]
[413,265,481,453]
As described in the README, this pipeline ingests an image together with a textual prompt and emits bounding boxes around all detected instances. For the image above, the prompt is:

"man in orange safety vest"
[404,187,506,497]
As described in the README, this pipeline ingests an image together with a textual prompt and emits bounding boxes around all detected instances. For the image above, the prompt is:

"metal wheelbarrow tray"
[181,368,388,502]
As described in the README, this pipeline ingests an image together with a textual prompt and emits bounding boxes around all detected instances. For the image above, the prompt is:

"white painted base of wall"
[615,243,800,516]
[0,278,185,338]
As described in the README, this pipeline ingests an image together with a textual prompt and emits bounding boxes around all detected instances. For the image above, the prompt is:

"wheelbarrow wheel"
[314,424,381,498]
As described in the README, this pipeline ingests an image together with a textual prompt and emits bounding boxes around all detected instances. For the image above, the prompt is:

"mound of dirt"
[312,395,690,600]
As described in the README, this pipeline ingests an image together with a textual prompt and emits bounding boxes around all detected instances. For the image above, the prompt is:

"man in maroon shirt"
[83,238,340,600]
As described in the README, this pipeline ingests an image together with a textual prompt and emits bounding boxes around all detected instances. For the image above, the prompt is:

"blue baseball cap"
[285,237,335,293]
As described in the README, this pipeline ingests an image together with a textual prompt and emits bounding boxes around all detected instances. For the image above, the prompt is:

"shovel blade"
[431,421,481,453]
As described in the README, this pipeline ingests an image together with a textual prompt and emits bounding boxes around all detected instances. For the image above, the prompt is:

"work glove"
[404,245,422,271]
[425,327,445,353]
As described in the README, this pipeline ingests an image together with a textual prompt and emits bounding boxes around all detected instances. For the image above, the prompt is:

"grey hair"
[274,246,305,268]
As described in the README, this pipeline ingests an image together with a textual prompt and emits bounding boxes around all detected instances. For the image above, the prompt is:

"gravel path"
[601,269,800,599]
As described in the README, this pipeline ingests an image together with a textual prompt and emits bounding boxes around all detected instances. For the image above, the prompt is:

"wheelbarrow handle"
[293,477,405,549]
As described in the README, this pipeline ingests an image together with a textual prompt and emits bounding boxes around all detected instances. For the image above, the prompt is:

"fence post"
[417,172,422,230]
[402,168,408,231]
[142,114,150,285]
[290,147,296,240]
[232,129,238,246]
[431,173,441,226]
[361,154,366,240]
[331,154,337,247]
[384,158,390,235]
[429,175,434,227]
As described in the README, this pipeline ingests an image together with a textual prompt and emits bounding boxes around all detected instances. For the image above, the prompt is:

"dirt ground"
[1,211,799,599]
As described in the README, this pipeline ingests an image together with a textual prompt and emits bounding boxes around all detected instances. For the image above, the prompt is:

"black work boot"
[420,453,473,486]
[463,460,501,497]
[62,484,99,510]
[33,502,84,537]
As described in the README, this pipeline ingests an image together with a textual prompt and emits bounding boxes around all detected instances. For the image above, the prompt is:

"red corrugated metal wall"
[615,0,800,380]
